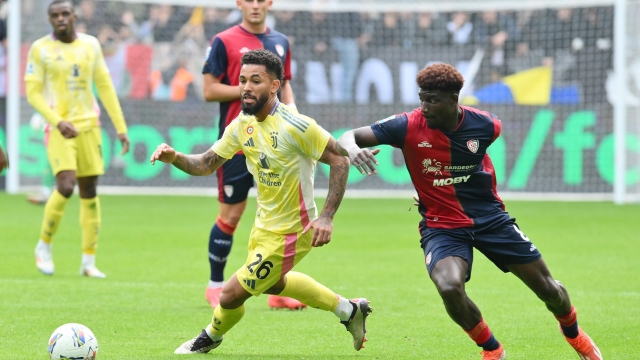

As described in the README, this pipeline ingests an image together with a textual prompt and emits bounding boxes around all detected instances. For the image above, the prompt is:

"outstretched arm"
[337,126,381,175]
[302,137,349,247]
[150,144,227,176]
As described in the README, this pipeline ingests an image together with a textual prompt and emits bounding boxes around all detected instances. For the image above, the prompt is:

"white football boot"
[35,241,54,275]
[175,329,222,354]
[80,264,107,278]
[341,298,373,351]
[80,254,106,278]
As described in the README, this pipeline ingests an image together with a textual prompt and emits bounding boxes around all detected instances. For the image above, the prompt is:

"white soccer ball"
[48,323,98,360]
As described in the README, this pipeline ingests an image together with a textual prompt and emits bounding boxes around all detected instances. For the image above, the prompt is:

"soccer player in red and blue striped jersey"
[337,63,602,360]
[201,0,299,310]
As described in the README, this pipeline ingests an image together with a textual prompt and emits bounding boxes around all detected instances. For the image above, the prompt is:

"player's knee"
[219,292,244,309]
[221,213,242,226]
[56,182,75,198]
[434,280,465,303]
[536,277,564,303]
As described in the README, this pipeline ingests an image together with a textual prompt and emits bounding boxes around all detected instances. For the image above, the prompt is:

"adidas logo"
[244,138,255,147]
[530,244,537,252]
[243,279,256,290]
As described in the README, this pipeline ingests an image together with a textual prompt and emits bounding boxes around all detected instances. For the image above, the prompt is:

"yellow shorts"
[46,126,104,177]
[236,226,312,296]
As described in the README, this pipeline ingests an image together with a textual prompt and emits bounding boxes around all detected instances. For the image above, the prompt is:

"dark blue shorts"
[216,153,254,204]
[420,218,542,282]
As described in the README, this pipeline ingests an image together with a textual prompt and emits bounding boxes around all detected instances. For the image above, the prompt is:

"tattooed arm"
[302,137,350,247]
[150,144,227,176]
[317,137,350,220]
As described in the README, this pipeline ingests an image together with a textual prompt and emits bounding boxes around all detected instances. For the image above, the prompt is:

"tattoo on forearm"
[173,149,225,176]
[319,138,349,219]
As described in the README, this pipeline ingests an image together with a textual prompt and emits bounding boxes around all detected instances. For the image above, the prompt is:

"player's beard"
[241,92,270,116]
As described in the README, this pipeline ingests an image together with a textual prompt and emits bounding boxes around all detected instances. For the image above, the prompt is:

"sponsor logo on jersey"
[444,164,477,172]
[432,175,471,187]
[240,47,250,54]
[422,158,442,176]
[258,153,270,169]
[26,62,34,74]
[418,141,432,148]
[467,139,479,153]
[70,64,80,77]
[275,44,285,57]
[224,185,234,197]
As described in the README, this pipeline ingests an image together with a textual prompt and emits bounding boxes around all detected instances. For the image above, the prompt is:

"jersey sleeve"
[24,42,64,126]
[211,117,241,159]
[92,38,127,134]
[283,47,292,81]
[491,115,502,143]
[289,117,331,161]
[202,36,227,78]
[24,43,45,84]
[370,113,409,148]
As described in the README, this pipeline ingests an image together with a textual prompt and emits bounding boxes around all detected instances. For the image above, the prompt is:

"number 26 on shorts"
[247,253,274,280]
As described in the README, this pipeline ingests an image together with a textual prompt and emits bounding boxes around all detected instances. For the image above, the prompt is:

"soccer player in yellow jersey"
[151,49,372,354]
[25,0,130,278]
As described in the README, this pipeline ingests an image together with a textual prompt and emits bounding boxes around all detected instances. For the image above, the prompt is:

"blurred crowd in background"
[9,0,614,103]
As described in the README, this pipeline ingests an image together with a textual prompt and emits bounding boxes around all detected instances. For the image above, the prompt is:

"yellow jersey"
[24,33,127,133]
[211,102,331,234]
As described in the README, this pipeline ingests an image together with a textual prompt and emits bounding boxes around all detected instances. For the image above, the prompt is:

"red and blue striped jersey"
[371,106,507,229]
[203,25,292,140]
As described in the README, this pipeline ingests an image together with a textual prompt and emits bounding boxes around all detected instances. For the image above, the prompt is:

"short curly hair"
[48,0,74,12]
[241,49,284,82]
[416,63,464,93]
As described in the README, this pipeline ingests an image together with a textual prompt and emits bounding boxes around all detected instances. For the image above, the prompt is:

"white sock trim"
[37,239,52,251]
[81,254,95,267]
[205,324,223,341]
[208,281,224,289]
[333,297,353,322]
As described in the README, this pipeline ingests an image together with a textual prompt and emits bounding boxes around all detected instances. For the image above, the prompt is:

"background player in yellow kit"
[25,0,130,278]
[151,49,372,354]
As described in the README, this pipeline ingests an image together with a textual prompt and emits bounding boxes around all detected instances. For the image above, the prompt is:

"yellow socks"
[278,271,339,311]
[40,190,69,243]
[80,197,101,255]
[208,305,245,337]
[203,272,344,341]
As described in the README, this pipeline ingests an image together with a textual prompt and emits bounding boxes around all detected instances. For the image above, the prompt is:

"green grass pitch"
[1,193,639,359]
